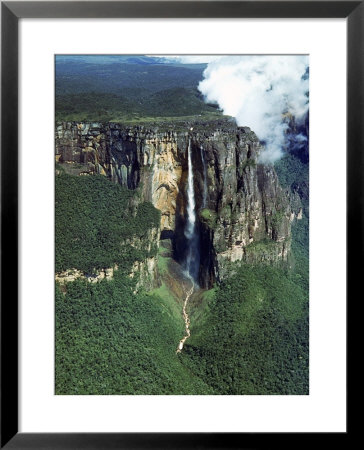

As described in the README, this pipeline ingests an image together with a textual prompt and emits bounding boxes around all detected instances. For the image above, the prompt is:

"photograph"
[54,54,309,395]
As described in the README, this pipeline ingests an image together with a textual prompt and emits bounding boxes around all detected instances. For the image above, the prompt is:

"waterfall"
[185,139,196,241]
[200,145,208,209]
[184,139,200,282]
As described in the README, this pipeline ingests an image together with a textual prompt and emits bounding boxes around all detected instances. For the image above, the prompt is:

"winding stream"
[176,279,194,354]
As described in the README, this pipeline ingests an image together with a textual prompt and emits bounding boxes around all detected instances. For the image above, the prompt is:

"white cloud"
[198,55,309,162]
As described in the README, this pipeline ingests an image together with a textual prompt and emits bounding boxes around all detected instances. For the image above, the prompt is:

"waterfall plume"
[184,139,200,283]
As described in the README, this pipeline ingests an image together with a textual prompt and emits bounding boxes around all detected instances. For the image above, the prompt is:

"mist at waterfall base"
[184,140,200,284]
[198,55,309,163]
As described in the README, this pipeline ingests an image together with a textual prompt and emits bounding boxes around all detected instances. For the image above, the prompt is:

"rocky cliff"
[55,119,302,287]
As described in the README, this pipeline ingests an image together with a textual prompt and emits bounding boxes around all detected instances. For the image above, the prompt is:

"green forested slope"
[182,265,309,394]
[55,274,213,395]
[55,173,160,273]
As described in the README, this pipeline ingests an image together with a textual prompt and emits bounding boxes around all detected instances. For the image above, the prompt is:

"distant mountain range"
[56,55,192,66]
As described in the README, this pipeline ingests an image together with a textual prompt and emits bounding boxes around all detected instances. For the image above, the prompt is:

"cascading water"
[184,138,200,283]
[176,138,200,354]
[200,145,208,209]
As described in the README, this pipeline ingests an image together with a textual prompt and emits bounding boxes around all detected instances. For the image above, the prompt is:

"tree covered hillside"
[55,57,222,122]
[55,172,160,274]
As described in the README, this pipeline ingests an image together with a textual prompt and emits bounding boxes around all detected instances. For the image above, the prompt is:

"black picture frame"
[1,1,357,448]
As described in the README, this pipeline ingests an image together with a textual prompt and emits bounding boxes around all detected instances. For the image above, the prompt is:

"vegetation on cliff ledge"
[55,173,160,274]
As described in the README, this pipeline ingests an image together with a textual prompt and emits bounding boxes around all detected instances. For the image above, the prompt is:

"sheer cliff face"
[56,123,186,231]
[56,121,302,286]
[190,131,301,285]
